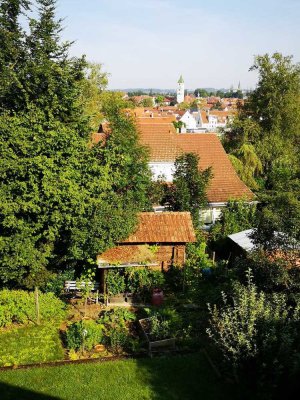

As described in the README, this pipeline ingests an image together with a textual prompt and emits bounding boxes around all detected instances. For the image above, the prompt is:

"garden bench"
[64,281,100,293]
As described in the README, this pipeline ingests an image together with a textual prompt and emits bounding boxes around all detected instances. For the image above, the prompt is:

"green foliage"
[253,192,300,259]
[98,307,136,328]
[105,269,126,296]
[98,308,136,354]
[145,307,183,340]
[0,0,31,112]
[44,269,75,297]
[149,315,172,340]
[172,120,186,132]
[207,270,300,381]
[233,254,293,293]
[78,62,108,131]
[228,144,262,190]
[141,97,154,107]
[125,268,165,298]
[108,327,129,355]
[223,53,300,191]
[105,268,165,299]
[184,241,213,291]
[194,88,208,98]
[0,324,64,367]
[155,95,164,106]
[210,200,257,242]
[65,320,104,351]
[0,290,66,328]
[0,2,152,286]
[166,153,212,227]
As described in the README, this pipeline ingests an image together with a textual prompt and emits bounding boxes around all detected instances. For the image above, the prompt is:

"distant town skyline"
[56,0,300,89]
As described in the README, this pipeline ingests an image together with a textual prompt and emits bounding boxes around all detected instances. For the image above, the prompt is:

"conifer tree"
[0,0,30,112]
[0,1,151,287]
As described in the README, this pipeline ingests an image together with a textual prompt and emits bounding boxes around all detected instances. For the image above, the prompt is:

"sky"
[52,0,300,90]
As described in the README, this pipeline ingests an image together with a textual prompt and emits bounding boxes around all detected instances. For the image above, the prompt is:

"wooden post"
[96,290,99,305]
[103,269,108,306]
[35,286,40,325]
[212,251,216,266]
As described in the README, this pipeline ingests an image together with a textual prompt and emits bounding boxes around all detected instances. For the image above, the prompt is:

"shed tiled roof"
[97,245,157,265]
[138,123,254,202]
[122,212,196,243]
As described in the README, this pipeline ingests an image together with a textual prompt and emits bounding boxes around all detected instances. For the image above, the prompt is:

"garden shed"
[97,212,196,294]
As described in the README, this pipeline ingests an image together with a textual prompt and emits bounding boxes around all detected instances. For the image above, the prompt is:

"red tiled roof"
[122,212,196,243]
[138,116,176,124]
[138,123,182,162]
[200,111,208,124]
[138,123,254,202]
[92,132,106,144]
[177,134,254,202]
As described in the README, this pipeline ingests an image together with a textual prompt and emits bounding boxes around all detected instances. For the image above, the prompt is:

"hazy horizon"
[55,0,300,90]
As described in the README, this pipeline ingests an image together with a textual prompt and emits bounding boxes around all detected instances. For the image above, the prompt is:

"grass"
[0,324,64,367]
[0,353,239,400]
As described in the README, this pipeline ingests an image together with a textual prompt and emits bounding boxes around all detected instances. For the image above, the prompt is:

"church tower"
[177,75,184,104]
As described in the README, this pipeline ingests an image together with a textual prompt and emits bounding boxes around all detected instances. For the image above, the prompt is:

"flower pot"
[152,288,164,306]
[94,344,105,352]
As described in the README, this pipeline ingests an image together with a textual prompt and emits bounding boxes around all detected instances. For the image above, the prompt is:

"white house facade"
[149,162,174,182]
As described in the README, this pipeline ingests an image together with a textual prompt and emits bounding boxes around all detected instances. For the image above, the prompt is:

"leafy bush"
[0,290,66,328]
[105,269,126,296]
[207,269,300,382]
[149,316,172,340]
[109,326,129,354]
[65,320,104,351]
[44,269,75,297]
[98,308,136,354]
[125,268,165,301]
[0,325,64,367]
[98,307,136,328]
[145,307,183,340]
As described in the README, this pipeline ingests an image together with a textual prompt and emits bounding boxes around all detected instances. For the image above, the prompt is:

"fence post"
[35,286,40,325]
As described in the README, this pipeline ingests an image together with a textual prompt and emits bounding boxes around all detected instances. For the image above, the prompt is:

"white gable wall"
[180,111,197,130]
[149,161,225,224]
[149,162,175,182]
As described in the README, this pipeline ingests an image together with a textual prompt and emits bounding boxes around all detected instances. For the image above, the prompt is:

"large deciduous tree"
[166,153,211,227]
[224,53,300,192]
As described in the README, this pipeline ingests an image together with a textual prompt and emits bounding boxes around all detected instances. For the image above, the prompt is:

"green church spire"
[178,75,184,84]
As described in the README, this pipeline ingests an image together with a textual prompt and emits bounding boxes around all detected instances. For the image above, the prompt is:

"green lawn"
[0,353,238,400]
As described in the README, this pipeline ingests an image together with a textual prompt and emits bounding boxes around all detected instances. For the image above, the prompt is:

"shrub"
[65,320,104,351]
[207,269,300,382]
[44,269,75,297]
[125,268,165,301]
[0,290,66,328]
[98,307,136,329]
[108,326,129,355]
[145,307,183,340]
[98,308,136,354]
[149,316,172,340]
[105,269,126,296]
